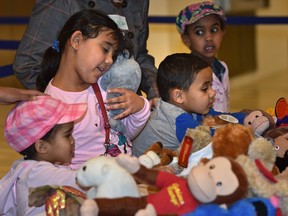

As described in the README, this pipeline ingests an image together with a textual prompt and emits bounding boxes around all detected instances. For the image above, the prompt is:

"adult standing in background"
[13,0,159,106]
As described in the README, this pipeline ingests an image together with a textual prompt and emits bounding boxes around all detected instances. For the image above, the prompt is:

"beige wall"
[148,0,288,87]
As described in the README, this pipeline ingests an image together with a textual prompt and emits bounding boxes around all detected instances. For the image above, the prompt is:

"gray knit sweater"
[132,98,186,157]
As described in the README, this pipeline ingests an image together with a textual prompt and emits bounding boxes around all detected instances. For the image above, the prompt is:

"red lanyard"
[91,83,110,145]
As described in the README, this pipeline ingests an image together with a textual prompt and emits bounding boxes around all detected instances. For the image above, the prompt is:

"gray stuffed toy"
[100,51,141,133]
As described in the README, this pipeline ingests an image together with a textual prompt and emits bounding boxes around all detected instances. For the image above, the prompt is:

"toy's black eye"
[209,164,215,169]
[275,145,280,150]
[248,122,252,125]
[216,181,222,187]
[83,166,86,171]
[255,115,259,118]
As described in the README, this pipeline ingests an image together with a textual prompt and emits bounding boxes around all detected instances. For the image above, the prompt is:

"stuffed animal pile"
[80,154,248,216]
[27,101,288,215]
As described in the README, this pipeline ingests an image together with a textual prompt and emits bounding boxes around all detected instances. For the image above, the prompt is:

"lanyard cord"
[91,83,111,145]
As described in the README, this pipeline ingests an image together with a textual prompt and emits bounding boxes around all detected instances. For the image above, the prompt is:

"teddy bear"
[100,51,141,133]
[211,123,254,159]
[235,152,288,216]
[138,126,212,175]
[138,141,177,169]
[210,122,279,173]
[76,156,140,199]
[208,123,288,214]
[80,154,248,216]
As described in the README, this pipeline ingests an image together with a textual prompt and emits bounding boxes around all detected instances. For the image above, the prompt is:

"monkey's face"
[187,157,240,203]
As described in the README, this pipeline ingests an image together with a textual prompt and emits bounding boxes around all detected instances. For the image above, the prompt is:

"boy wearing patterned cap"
[0,96,87,215]
[176,1,229,113]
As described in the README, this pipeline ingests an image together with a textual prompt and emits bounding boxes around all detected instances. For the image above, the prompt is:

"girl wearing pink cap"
[0,96,87,215]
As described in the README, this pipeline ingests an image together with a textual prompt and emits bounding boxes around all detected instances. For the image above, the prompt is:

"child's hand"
[105,88,145,119]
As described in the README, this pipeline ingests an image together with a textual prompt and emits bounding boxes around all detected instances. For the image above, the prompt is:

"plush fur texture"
[236,154,288,216]
[212,124,254,159]
[138,142,176,168]
[80,154,248,216]
[208,123,288,214]
[100,53,141,133]
[176,126,212,155]
[76,156,140,199]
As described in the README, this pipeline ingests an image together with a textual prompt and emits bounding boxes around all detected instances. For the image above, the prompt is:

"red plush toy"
[80,154,248,216]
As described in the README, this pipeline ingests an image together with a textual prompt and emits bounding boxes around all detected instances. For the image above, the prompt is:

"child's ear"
[181,34,191,48]
[70,30,83,50]
[171,89,184,104]
[35,140,49,154]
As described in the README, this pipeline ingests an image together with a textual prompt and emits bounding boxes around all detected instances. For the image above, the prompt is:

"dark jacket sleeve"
[12,0,86,89]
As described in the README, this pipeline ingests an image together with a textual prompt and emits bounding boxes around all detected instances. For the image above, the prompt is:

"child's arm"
[0,86,45,105]
[28,161,83,192]
[176,113,201,142]
[106,88,151,139]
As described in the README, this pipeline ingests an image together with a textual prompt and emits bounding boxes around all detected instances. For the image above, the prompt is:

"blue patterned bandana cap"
[176,1,226,34]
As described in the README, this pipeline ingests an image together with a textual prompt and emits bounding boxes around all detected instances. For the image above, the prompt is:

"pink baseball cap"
[5,96,87,152]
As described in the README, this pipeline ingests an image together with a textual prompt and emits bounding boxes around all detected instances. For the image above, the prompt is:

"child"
[36,9,150,169]
[176,1,229,112]
[0,86,44,105]
[0,96,87,215]
[133,53,245,157]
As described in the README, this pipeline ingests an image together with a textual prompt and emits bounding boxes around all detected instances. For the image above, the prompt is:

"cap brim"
[58,103,87,124]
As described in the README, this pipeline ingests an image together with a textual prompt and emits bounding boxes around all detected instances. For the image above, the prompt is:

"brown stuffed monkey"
[80,154,248,216]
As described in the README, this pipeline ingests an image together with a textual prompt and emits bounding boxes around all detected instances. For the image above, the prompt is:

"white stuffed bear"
[76,156,140,199]
[100,51,141,133]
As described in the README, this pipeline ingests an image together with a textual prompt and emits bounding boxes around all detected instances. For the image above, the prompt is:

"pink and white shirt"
[45,79,150,169]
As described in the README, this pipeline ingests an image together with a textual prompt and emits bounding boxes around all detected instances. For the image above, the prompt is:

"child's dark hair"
[157,53,209,102]
[36,9,126,92]
[20,125,61,160]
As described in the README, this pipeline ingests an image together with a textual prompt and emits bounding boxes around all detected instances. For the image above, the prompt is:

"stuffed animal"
[208,123,287,214]
[242,109,277,137]
[212,123,254,159]
[175,126,212,156]
[76,156,140,199]
[138,141,176,169]
[211,123,280,174]
[264,126,288,172]
[80,154,248,216]
[184,196,282,216]
[28,185,86,215]
[138,126,212,170]
[100,52,141,133]
[202,114,240,129]
[275,97,288,119]
[235,153,288,215]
